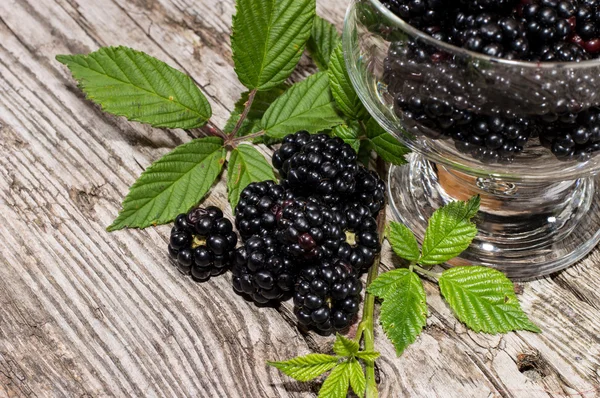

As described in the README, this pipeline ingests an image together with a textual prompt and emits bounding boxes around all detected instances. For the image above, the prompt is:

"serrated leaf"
[387,222,420,262]
[328,42,368,119]
[370,269,427,356]
[439,266,541,334]
[348,359,366,398]
[367,268,408,298]
[57,47,211,129]
[107,137,225,231]
[268,353,339,382]
[307,16,341,70]
[227,144,276,211]
[356,351,380,363]
[224,85,289,137]
[319,361,350,398]
[261,72,344,138]
[365,118,410,165]
[231,0,315,91]
[332,122,361,152]
[419,197,480,266]
[333,334,359,357]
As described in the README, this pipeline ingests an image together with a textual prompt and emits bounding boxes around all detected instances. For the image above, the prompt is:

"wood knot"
[516,350,549,381]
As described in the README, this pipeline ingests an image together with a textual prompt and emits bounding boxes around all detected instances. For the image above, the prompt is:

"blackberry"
[235,181,294,240]
[452,114,534,163]
[542,107,600,160]
[536,40,590,61]
[349,166,386,216]
[276,197,345,262]
[395,94,473,135]
[272,131,328,174]
[335,203,381,273]
[282,137,360,204]
[520,0,574,51]
[231,236,298,304]
[168,206,238,281]
[459,0,519,12]
[451,13,530,58]
[380,0,452,30]
[293,259,362,334]
[571,0,600,53]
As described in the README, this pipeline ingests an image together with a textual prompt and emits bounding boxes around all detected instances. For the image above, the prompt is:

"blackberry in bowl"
[344,0,600,278]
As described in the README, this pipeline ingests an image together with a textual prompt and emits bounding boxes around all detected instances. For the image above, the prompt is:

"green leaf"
[57,46,211,129]
[419,196,480,266]
[261,72,344,138]
[439,266,541,334]
[327,42,368,119]
[369,269,427,356]
[227,144,276,211]
[224,85,288,137]
[364,118,410,165]
[348,359,366,398]
[231,0,315,91]
[268,353,339,382]
[318,361,350,398]
[387,222,420,262]
[332,122,361,152]
[355,351,380,363]
[307,16,341,70]
[333,334,359,357]
[357,141,372,167]
[107,137,226,231]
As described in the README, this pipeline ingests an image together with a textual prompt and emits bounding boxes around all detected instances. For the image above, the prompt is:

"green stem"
[229,89,257,139]
[355,157,387,398]
[413,264,442,280]
[232,130,266,144]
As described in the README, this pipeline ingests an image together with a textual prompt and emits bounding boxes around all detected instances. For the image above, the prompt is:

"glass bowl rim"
[368,0,600,69]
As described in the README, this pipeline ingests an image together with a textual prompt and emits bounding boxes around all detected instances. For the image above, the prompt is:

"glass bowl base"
[389,155,600,280]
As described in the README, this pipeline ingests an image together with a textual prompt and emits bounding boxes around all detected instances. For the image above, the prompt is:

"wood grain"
[0,0,599,397]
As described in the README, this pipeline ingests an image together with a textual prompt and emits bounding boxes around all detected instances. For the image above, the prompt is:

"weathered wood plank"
[0,0,599,397]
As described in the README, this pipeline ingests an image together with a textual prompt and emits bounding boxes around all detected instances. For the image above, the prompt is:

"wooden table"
[0,0,599,396]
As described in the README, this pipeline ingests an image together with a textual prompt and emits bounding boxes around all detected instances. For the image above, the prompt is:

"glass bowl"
[343,0,600,279]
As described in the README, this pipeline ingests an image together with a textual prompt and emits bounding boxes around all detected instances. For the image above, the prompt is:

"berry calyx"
[168,206,237,281]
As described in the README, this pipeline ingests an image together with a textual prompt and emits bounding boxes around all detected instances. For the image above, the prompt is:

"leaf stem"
[207,120,228,140]
[354,158,388,398]
[233,130,266,144]
[413,264,442,280]
[229,89,258,139]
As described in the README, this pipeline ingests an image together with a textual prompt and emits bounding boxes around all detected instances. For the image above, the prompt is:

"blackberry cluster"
[381,0,452,30]
[273,134,386,215]
[232,236,296,304]
[542,106,600,160]
[380,0,600,61]
[230,131,387,334]
[395,94,535,162]
[293,259,362,334]
[451,13,530,58]
[168,206,238,281]
[380,0,600,162]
